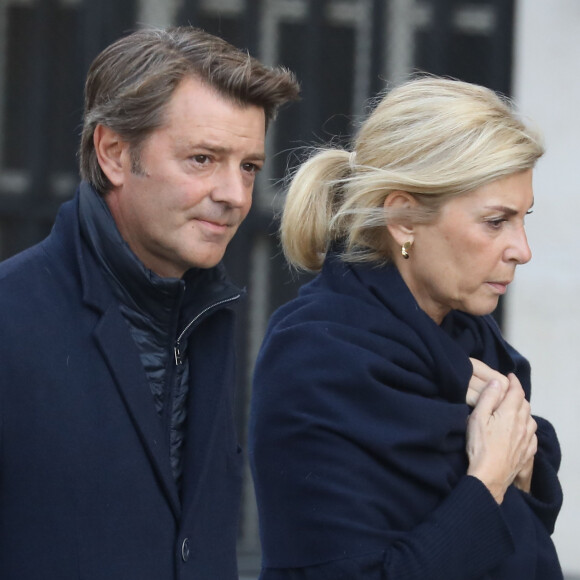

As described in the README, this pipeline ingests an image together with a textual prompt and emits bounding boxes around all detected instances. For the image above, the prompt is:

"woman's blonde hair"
[281,76,544,272]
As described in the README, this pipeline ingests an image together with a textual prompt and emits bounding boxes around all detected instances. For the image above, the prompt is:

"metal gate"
[0,0,514,575]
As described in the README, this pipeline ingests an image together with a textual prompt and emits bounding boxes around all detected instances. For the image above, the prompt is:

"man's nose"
[211,165,251,208]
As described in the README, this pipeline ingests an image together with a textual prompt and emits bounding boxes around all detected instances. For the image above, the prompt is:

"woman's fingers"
[467,358,509,407]
[466,375,537,503]
[468,378,503,416]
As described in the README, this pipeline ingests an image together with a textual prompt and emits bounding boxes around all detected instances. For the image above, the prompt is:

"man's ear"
[383,190,416,247]
[93,124,129,188]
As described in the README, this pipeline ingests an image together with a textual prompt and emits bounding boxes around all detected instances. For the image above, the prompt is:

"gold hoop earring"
[401,241,412,260]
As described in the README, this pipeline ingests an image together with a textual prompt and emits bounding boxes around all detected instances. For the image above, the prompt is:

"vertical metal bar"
[138,0,181,27]
[26,0,57,198]
[386,0,416,86]
[489,0,514,94]
[370,0,387,94]
[426,0,453,76]
[490,0,514,330]
[238,0,266,559]
[0,0,8,176]
[238,235,271,557]
[9,0,59,254]
[2,0,74,252]
[78,0,137,80]
[243,0,261,55]
[177,0,201,26]
[78,0,108,75]
[350,0,373,116]
[253,0,279,213]
[300,0,326,140]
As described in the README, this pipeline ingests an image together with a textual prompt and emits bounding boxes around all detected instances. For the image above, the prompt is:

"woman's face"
[400,170,534,324]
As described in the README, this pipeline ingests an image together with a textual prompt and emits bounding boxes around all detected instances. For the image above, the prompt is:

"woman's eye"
[486,218,506,229]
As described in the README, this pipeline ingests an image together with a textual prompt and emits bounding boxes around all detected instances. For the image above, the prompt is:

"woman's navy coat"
[250,253,563,579]
[0,194,243,579]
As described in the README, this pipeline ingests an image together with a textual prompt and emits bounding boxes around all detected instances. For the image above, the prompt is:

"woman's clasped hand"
[467,358,538,500]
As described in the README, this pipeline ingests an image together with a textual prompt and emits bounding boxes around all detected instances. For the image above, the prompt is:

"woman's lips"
[486,281,509,294]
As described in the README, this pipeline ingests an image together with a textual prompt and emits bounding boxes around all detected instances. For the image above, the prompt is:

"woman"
[249,77,563,579]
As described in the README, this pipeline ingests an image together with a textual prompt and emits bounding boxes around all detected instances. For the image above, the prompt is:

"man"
[0,26,299,579]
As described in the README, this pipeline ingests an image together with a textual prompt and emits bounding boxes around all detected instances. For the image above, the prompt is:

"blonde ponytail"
[280,149,351,272]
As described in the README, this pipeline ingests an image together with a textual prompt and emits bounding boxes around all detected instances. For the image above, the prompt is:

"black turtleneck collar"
[78,182,243,326]
[78,181,195,326]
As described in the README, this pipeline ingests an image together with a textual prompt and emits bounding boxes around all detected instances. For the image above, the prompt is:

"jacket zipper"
[173,293,241,365]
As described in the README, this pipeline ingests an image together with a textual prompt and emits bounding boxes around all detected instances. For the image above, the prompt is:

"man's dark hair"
[80,26,300,193]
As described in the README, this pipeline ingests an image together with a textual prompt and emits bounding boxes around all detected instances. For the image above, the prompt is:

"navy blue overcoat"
[250,253,563,579]
[0,193,243,579]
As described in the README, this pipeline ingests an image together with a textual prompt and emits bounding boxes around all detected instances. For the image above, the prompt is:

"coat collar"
[77,181,185,324]
[49,190,182,518]
[318,253,529,399]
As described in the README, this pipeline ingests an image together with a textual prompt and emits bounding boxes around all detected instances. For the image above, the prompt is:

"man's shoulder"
[0,240,50,287]
[0,231,79,315]
[0,196,80,288]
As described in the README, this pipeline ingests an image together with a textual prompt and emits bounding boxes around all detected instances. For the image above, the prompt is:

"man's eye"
[193,155,210,164]
[243,163,261,173]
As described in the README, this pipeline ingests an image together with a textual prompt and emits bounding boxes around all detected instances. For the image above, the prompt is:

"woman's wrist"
[466,468,507,504]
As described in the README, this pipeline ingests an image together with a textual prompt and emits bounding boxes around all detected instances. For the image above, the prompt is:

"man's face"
[104,76,266,278]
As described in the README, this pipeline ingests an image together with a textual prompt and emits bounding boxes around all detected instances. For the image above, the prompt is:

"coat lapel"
[93,306,181,519]
[180,309,235,515]
[71,198,181,519]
